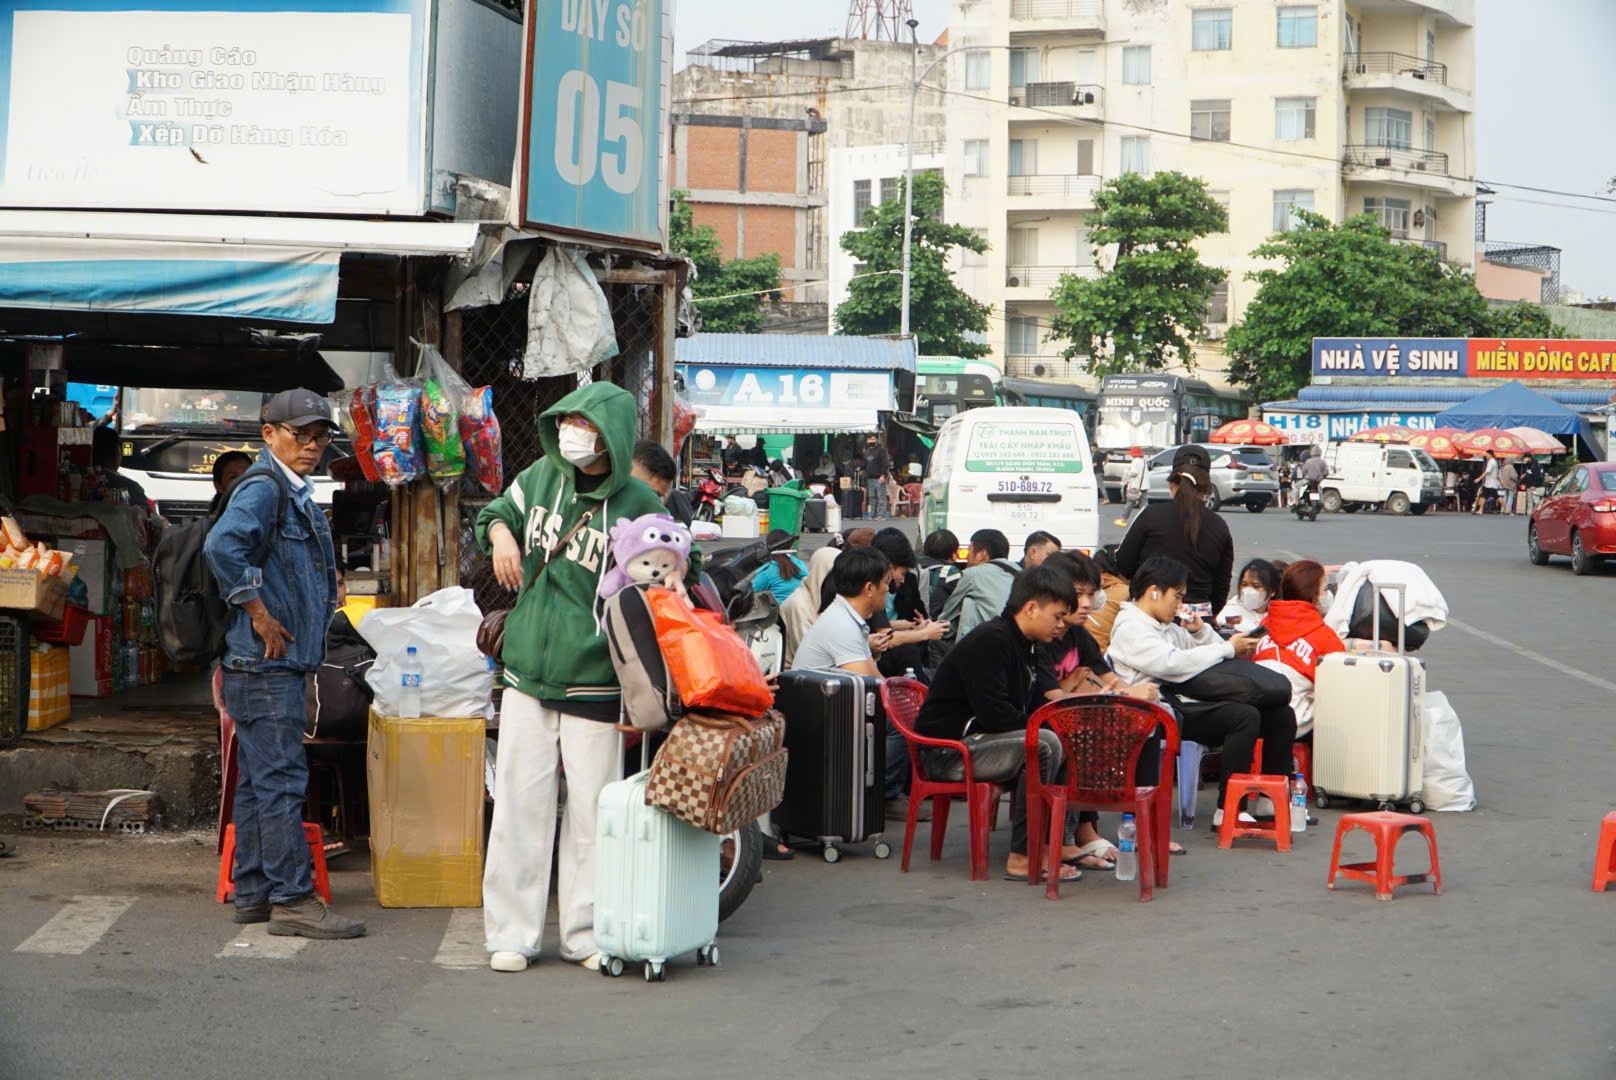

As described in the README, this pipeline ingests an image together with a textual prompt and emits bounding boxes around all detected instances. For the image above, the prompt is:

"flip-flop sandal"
[1065,851,1115,871]
[761,840,794,861]
[1170,842,1187,856]
[1068,838,1120,864]
[1003,865,1083,883]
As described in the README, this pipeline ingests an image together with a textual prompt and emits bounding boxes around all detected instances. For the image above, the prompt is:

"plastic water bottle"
[1290,773,1309,833]
[1115,814,1138,881]
[903,667,917,680]
[400,646,422,719]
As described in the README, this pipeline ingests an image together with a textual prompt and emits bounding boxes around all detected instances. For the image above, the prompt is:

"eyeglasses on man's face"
[278,423,334,448]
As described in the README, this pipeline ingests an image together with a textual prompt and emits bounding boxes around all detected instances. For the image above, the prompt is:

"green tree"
[1046,171,1228,376]
[668,191,782,333]
[1225,212,1505,402]
[834,170,991,358]
[1481,301,1571,338]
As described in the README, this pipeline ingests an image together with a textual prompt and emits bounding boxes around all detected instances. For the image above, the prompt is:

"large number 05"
[554,71,643,196]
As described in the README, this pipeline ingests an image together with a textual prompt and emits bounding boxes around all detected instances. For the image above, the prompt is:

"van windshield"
[1410,448,1442,475]
[965,421,1085,473]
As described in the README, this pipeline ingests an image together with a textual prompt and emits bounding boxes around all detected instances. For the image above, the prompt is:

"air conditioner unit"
[1355,63,1368,74]
[1374,156,1393,167]
[1009,90,1025,106]
[1006,275,1021,287]
[1205,326,1225,340]
[1033,364,1049,378]
[1415,161,1428,171]
[1074,90,1095,106]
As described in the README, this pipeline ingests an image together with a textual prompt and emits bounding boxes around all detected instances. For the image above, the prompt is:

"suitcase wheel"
[823,845,841,864]
[644,962,665,983]
[602,956,625,978]
[1377,801,1395,812]
[1407,798,1426,815]
[873,841,893,860]
[697,944,720,968]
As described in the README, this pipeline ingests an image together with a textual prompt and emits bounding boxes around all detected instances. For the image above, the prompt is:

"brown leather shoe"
[269,894,366,939]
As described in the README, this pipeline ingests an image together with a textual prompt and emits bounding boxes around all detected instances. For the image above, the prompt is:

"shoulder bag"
[476,509,595,660]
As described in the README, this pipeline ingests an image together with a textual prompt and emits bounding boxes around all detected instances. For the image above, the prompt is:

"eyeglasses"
[277,423,334,448]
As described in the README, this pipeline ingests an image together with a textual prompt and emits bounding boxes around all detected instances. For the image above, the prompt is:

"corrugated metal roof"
[1299,384,1609,406]
[675,333,917,373]
[1265,400,1450,414]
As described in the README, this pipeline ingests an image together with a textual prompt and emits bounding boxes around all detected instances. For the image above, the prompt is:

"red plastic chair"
[879,678,1004,882]
[1025,696,1180,902]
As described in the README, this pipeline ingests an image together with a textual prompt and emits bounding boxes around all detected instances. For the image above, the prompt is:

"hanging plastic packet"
[371,358,423,486]
[348,385,382,483]
[460,385,503,495]
[416,341,468,487]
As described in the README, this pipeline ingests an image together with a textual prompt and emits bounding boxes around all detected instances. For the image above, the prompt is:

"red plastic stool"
[1592,811,1616,892]
[216,822,331,904]
[1217,774,1292,851]
[1327,811,1441,901]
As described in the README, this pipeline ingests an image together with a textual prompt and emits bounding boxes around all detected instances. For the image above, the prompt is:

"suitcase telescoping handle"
[1369,581,1409,657]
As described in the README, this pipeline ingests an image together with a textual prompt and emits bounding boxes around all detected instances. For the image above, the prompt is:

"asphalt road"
[4,508,1615,1079]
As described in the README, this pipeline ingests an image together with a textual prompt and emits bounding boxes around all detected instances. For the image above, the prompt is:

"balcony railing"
[1394,236,1449,259]
[1005,265,1095,290]
[1344,144,1450,176]
[1006,355,1086,380]
[1010,0,1102,19]
[1015,82,1103,109]
[1007,173,1101,198]
[1347,51,1448,85]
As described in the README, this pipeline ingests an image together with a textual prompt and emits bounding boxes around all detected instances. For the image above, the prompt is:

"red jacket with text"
[1252,600,1346,684]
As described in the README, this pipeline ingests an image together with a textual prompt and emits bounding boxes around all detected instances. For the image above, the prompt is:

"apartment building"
[825,142,948,324]
[944,0,1477,382]
[672,36,947,304]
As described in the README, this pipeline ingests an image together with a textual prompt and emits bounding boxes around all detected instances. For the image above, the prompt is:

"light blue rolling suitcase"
[594,761,721,982]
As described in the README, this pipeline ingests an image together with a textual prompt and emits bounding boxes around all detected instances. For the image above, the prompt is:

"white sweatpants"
[483,690,620,962]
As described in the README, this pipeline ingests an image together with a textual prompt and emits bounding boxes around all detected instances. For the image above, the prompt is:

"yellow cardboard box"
[366,710,485,908]
[27,644,71,731]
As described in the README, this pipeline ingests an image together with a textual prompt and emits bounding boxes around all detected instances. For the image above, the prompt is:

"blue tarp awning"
[1433,381,1600,456]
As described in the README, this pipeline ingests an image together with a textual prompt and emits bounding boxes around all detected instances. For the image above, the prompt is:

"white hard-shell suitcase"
[1311,583,1427,813]
[594,738,721,982]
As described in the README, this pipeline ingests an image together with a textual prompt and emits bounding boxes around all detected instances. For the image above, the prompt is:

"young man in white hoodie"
[1107,555,1297,826]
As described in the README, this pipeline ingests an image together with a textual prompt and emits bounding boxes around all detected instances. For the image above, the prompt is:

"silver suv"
[1145,444,1280,513]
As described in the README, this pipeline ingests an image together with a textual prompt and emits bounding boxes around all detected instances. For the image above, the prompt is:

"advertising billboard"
[520,0,670,248]
[0,0,430,215]
[1312,337,1616,381]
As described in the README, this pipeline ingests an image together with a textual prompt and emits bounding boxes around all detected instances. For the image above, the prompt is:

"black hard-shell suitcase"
[802,497,827,532]
[841,486,865,519]
[773,669,890,862]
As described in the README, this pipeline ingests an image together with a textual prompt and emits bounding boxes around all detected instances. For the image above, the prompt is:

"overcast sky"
[674,0,1616,300]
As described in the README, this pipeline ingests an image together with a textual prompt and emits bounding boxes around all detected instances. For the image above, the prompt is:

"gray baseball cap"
[262,388,333,428]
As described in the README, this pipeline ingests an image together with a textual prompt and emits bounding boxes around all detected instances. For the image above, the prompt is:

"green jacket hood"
[539,382,639,501]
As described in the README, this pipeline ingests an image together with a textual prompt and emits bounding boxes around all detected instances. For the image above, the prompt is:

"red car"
[1528,462,1616,575]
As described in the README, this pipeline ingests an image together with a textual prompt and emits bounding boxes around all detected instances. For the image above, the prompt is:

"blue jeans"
[866,478,888,518]
[886,723,909,799]
[222,670,312,907]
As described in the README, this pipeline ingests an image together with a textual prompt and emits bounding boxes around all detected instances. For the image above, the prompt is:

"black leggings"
[1174,699,1297,806]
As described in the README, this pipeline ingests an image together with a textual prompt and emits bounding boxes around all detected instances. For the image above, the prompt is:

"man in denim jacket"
[204,388,364,939]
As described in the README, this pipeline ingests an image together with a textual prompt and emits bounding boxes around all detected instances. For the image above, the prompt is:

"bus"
[997,375,1098,433]
[1093,374,1248,497]
[915,356,999,425]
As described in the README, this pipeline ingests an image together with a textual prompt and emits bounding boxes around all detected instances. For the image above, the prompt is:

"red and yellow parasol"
[1348,425,1420,444]
[1504,426,1563,455]
[1405,427,1467,460]
[1454,428,1530,457]
[1208,419,1289,446]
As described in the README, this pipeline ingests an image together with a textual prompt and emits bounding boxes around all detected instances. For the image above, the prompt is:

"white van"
[1321,442,1445,516]
[920,406,1099,550]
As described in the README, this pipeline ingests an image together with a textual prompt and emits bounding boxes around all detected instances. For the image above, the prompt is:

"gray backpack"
[601,583,681,731]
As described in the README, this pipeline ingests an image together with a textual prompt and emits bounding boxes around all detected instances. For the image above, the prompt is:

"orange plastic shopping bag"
[645,587,774,717]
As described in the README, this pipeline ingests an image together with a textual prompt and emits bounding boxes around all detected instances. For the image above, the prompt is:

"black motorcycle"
[1291,478,1322,522]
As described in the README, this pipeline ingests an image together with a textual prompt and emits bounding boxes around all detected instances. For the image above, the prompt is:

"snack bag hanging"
[345,389,381,483]
[370,360,423,486]
[459,385,503,495]
[416,342,469,486]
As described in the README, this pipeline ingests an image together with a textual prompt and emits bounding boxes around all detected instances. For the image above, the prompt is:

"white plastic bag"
[358,587,494,719]
[1422,691,1476,811]
[521,247,619,379]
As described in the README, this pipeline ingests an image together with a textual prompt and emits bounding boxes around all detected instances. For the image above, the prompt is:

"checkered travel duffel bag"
[645,710,788,835]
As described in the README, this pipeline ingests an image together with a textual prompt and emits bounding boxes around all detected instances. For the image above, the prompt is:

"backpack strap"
[223,463,293,569]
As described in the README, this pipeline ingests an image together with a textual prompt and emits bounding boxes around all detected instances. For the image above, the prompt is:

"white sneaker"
[1252,796,1278,817]
[490,951,530,973]
[1211,808,1257,828]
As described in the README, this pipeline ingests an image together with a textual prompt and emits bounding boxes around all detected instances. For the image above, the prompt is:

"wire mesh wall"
[455,272,672,613]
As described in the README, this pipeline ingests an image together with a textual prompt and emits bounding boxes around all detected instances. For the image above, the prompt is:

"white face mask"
[1316,588,1334,614]
[1239,587,1268,613]
[557,424,603,467]
[1090,590,1107,617]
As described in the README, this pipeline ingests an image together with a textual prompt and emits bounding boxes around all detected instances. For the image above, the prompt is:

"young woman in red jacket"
[1252,560,1346,738]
